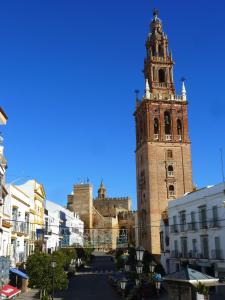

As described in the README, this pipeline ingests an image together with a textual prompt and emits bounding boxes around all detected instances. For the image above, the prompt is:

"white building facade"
[45,200,84,250]
[6,184,31,266]
[161,182,225,279]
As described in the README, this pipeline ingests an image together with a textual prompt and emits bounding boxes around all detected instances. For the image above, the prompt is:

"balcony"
[12,222,27,235]
[171,250,179,258]
[189,250,198,259]
[153,134,159,141]
[167,171,174,177]
[208,219,220,228]
[170,224,179,233]
[188,222,197,231]
[165,135,172,141]
[198,252,209,259]
[168,191,175,197]
[199,220,208,230]
[211,249,223,260]
[180,223,187,232]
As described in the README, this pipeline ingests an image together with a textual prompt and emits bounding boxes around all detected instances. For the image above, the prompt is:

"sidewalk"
[17,289,39,300]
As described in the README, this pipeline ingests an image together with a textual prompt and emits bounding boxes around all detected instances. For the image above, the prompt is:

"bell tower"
[134,10,193,255]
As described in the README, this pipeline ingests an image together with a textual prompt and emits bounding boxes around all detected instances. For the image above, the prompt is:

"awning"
[10,268,29,279]
[0,284,21,299]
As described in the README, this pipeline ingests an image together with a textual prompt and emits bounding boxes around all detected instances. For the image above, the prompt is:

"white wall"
[166,182,225,276]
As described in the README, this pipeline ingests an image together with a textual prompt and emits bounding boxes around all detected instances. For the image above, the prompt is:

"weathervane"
[153,8,159,19]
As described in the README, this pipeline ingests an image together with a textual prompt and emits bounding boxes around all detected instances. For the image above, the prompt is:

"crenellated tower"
[134,10,193,255]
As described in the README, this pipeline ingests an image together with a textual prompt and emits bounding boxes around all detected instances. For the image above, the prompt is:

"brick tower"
[134,10,193,254]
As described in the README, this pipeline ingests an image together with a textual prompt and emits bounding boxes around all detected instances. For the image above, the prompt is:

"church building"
[67,182,135,250]
[134,10,193,255]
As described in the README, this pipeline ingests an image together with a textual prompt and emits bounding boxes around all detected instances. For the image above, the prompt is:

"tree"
[26,252,68,299]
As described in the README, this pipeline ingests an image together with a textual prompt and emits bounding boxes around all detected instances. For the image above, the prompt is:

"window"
[214,237,221,259]
[180,211,186,232]
[159,69,166,82]
[167,150,173,159]
[181,237,188,258]
[164,111,171,134]
[160,231,164,251]
[167,165,174,176]
[190,211,196,230]
[168,185,175,197]
[172,215,178,232]
[177,119,182,135]
[190,239,197,258]
[154,118,159,134]
[201,235,209,258]
[199,206,207,229]
[212,206,218,227]
[174,240,178,257]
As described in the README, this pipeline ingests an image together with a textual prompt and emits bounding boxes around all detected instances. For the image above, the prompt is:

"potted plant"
[196,282,209,300]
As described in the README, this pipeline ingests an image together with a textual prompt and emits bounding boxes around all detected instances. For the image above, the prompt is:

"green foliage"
[115,248,124,260]
[115,256,125,270]
[196,282,209,295]
[26,252,68,299]
[53,248,77,270]
[74,247,93,263]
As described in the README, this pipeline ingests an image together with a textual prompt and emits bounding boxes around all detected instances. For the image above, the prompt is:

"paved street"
[55,252,121,300]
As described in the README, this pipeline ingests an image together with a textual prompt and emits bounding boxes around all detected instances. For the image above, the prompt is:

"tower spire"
[144,10,175,96]
[181,77,187,101]
[145,79,150,99]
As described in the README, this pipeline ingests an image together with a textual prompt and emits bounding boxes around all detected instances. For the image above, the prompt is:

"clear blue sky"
[1,0,225,209]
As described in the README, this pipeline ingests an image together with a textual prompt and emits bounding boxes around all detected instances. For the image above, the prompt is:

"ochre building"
[134,10,193,255]
[67,182,135,250]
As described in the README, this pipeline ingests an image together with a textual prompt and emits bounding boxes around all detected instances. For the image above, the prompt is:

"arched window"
[169,185,175,196]
[159,69,166,83]
[158,44,163,57]
[168,165,173,172]
[152,45,156,56]
[164,111,171,134]
[177,119,182,135]
[154,118,159,134]
[168,165,174,177]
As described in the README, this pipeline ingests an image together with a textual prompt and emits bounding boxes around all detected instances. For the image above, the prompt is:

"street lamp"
[155,280,161,297]
[136,262,143,275]
[149,260,157,274]
[135,278,140,287]
[120,277,128,298]
[51,259,57,300]
[136,246,145,262]
[124,263,130,272]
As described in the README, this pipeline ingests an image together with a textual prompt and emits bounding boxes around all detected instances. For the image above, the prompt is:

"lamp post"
[136,246,145,262]
[124,263,130,273]
[149,260,157,281]
[51,259,57,300]
[120,277,128,298]
[155,280,161,297]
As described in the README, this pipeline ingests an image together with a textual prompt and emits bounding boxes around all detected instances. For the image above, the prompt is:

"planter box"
[197,293,209,300]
